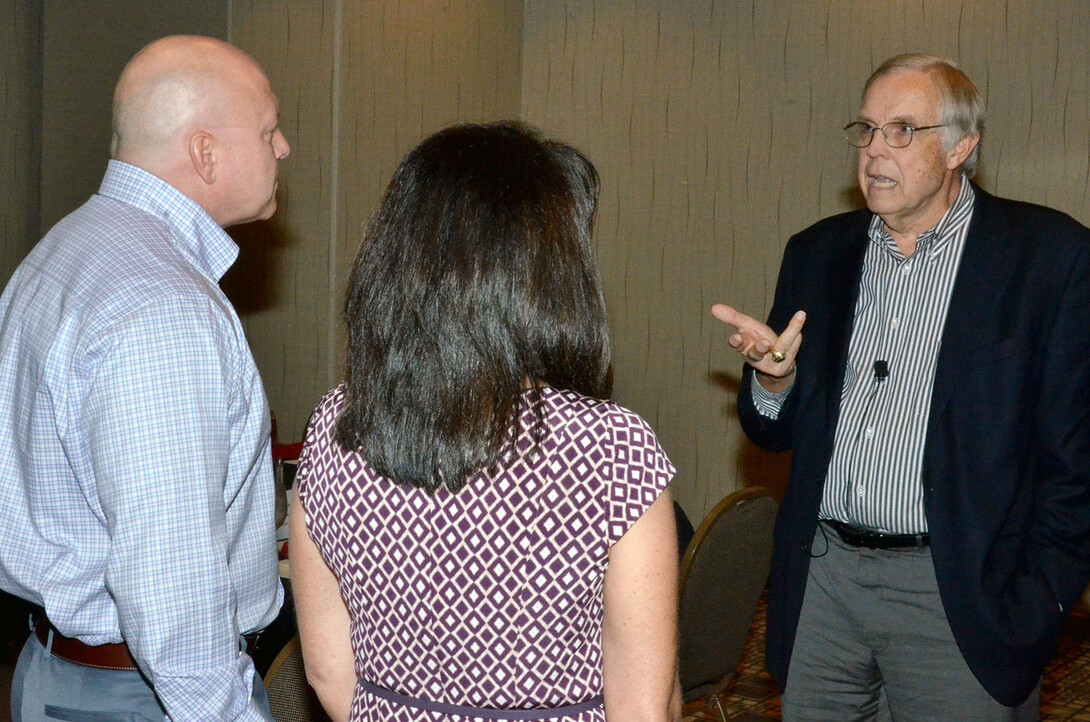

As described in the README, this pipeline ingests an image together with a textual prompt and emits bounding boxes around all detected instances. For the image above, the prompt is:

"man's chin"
[252,200,278,223]
[224,204,277,229]
[861,191,896,216]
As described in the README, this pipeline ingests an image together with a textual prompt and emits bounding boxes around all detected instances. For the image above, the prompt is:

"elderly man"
[0,36,289,720]
[714,54,1090,719]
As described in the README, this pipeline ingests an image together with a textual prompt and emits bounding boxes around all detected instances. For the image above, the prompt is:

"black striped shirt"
[754,176,975,533]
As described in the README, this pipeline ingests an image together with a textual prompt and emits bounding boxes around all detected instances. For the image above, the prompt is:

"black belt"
[823,519,930,550]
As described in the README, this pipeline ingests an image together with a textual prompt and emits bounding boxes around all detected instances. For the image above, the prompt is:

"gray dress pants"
[780,523,1040,721]
[11,628,272,721]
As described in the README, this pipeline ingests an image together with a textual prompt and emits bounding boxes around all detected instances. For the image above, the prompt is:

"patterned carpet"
[683,595,1090,721]
[5,591,1090,720]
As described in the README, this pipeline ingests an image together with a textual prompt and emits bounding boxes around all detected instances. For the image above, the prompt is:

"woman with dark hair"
[290,122,680,721]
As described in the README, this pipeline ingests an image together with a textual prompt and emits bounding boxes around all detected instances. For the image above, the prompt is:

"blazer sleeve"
[737,231,806,454]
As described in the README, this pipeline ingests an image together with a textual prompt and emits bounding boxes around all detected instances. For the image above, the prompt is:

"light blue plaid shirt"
[0,160,282,720]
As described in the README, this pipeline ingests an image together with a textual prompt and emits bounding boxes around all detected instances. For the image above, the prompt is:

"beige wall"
[39,1,227,233]
[334,0,523,377]
[0,0,42,282]
[229,0,524,444]
[4,0,1090,524]
[225,1,340,445]
[520,0,1090,520]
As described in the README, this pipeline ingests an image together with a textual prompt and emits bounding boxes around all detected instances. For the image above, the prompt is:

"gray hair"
[864,53,985,177]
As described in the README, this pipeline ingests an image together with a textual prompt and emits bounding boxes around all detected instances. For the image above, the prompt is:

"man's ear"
[189,132,216,185]
[947,133,980,171]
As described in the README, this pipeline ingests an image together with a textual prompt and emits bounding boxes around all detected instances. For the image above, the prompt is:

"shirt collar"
[867,174,976,261]
[97,160,240,281]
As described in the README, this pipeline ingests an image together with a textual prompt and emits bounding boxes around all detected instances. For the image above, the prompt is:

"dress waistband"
[359,678,604,720]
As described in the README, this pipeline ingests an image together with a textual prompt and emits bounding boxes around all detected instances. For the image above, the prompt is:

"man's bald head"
[112,36,261,167]
[110,35,290,226]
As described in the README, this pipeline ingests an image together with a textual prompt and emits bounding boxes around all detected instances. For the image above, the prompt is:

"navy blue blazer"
[738,185,1090,706]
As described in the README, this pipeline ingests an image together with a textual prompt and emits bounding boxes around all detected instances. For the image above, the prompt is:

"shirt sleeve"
[606,405,676,546]
[749,372,795,419]
[82,295,272,721]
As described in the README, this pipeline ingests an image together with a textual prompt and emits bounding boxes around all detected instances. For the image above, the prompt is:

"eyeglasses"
[843,121,947,149]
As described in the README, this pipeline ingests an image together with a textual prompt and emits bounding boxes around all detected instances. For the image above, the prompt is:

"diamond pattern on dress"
[297,385,675,721]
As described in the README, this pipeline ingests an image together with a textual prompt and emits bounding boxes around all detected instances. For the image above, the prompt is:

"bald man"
[0,36,290,720]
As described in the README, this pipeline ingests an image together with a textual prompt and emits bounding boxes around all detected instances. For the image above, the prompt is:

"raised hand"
[710,304,806,384]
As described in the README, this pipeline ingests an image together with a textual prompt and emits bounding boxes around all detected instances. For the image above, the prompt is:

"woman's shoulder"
[543,387,658,439]
[306,384,349,439]
[316,383,348,413]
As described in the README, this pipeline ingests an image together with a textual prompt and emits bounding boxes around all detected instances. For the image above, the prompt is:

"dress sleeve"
[294,385,344,528]
[605,405,676,546]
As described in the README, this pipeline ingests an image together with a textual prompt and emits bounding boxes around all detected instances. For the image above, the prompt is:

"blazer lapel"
[929,188,1019,425]
[821,214,871,445]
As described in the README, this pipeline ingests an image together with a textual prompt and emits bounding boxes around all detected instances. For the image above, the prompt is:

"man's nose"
[865,131,889,158]
[275,130,291,160]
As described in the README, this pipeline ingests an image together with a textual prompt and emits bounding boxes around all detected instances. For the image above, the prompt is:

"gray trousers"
[780,523,1041,722]
[11,628,272,721]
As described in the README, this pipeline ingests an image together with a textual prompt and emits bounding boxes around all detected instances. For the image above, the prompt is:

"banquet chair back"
[264,635,332,721]
[677,486,777,703]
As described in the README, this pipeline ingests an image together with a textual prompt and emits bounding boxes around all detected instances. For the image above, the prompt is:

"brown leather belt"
[34,617,138,670]
[34,614,259,671]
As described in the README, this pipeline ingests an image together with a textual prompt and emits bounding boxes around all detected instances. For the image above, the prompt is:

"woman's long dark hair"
[336,122,612,492]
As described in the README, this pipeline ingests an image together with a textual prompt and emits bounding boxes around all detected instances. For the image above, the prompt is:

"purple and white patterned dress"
[296,384,675,721]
